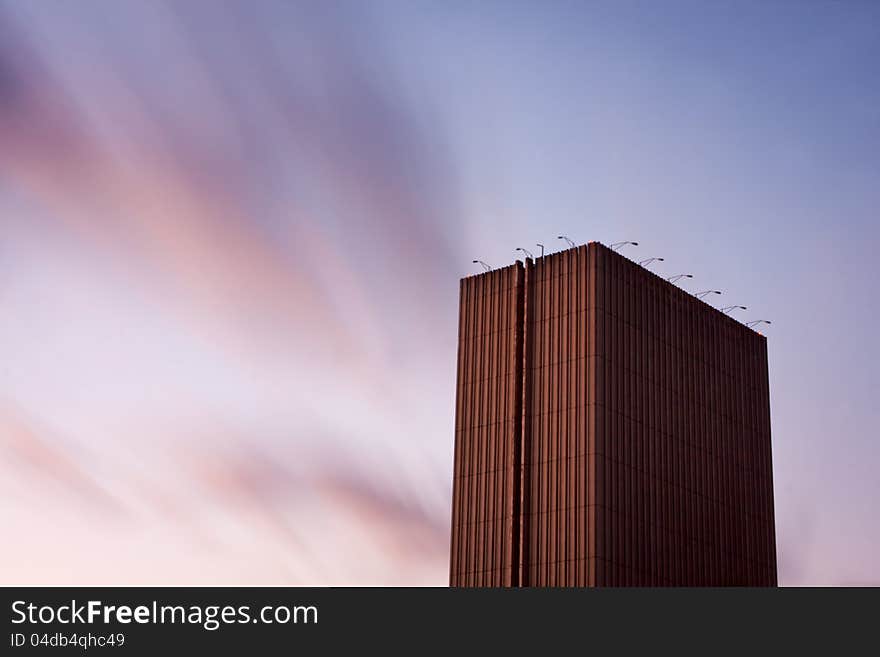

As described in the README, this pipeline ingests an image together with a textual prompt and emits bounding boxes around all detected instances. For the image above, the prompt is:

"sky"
[0,0,878,585]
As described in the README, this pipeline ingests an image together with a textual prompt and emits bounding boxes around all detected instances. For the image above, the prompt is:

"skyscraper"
[449,242,777,586]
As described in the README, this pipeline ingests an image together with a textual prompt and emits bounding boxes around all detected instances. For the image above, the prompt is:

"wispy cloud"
[0,1,457,584]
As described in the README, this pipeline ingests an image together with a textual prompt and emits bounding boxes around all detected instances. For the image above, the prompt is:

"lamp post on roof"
[638,257,664,267]
[516,247,534,260]
[666,274,693,284]
[557,235,575,248]
[721,305,747,314]
[472,260,490,272]
[610,241,639,251]
[695,290,722,299]
[746,320,772,328]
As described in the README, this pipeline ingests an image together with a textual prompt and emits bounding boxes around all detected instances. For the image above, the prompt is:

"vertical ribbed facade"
[592,243,777,585]
[450,262,524,586]
[450,241,777,587]
[521,244,598,585]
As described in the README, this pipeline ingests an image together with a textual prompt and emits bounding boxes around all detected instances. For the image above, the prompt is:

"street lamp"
[638,257,664,267]
[472,260,490,272]
[695,290,722,299]
[610,241,638,251]
[721,305,747,314]
[666,274,693,284]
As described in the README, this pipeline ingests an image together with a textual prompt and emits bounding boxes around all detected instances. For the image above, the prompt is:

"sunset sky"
[1,0,878,585]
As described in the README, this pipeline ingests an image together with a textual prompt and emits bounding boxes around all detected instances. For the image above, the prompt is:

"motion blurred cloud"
[0,1,458,584]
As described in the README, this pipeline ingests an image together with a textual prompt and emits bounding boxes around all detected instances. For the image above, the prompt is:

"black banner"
[1,587,875,653]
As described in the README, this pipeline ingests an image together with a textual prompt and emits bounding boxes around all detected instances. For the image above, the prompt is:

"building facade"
[450,242,777,586]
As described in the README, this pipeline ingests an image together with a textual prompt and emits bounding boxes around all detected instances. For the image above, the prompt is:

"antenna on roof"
[515,247,534,260]
[638,257,664,267]
[610,241,638,251]
[472,260,491,272]
[695,290,722,299]
[721,305,747,314]
[557,235,575,248]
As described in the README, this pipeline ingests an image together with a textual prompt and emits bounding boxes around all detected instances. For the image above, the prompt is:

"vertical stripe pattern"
[450,243,777,586]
